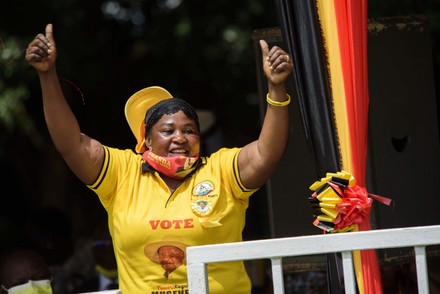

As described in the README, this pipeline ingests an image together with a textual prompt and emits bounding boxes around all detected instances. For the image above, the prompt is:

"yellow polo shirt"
[88,146,258,294]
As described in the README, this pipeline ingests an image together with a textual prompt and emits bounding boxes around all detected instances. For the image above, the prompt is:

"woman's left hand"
[259,39,293,85]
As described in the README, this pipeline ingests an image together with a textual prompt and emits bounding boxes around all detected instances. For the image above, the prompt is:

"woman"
[26,23,292,293]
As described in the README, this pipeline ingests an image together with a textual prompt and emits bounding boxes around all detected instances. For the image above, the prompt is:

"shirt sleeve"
[87,146,140,209]
[210,147,259,200]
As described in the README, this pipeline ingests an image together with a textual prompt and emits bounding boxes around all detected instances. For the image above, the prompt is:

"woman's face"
[146,110,200,157]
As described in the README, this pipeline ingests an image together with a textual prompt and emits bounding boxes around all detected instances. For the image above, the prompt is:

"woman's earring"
[148,146,153,151]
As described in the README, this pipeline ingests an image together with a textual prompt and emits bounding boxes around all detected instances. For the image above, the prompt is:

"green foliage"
[0,84,28,131]
[0,36,32,133]
[0,0,438,149]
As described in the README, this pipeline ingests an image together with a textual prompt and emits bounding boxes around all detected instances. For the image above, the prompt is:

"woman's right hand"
[25,23,57,73]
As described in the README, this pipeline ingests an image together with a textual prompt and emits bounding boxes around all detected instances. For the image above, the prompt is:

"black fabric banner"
[274,0,340,176]
[273,0,348,293]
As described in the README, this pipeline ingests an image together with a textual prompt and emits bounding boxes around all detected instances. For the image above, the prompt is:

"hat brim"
[144,240,188,264]
[125,86,173,153]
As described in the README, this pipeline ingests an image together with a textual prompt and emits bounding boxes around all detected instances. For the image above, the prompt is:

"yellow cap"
[124,86,173,153]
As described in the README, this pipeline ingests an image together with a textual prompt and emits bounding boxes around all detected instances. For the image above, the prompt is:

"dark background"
[0,0,439,281]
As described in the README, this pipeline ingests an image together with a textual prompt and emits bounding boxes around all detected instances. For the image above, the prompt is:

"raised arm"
[26,24,104,185]
[238,40,292,189]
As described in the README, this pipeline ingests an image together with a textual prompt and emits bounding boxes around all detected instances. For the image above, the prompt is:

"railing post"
[341,251,357,294]
[187,262,209,294]
[270,257,285,294]
[414,246,429,294]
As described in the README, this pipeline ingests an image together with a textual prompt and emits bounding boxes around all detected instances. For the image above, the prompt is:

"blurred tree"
[0,0,279,242]
[0,0,438,244]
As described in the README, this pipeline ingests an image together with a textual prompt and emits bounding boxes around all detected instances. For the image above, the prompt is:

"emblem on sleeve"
[191,181,215,217]
[192,181,214,196]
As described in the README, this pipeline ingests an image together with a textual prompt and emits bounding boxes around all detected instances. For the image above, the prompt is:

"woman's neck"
[161,174,183,192]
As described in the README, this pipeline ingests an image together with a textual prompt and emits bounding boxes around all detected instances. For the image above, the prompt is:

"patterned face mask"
[1,280,52,294]
[142,151,199,179]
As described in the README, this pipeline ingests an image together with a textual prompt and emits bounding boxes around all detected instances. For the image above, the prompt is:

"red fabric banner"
[333,1,383,293]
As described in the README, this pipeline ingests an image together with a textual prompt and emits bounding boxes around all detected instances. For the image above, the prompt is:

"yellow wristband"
[266,93,291,107]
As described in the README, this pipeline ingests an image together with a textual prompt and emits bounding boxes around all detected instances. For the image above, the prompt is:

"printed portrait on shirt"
[144,239,188,279]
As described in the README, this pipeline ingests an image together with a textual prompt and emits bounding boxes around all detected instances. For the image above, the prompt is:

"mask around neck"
[142,151,199,179]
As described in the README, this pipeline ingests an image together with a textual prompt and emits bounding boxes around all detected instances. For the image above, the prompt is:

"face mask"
[2,280,52,294]
[142,151,199,179]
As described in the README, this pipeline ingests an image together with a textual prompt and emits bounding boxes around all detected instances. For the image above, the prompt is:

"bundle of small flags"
[307,171,391,233]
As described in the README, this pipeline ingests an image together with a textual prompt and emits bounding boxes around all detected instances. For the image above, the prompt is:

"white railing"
[186,225,440,294]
